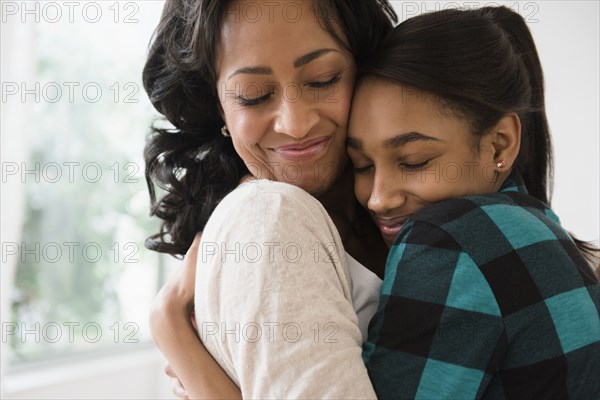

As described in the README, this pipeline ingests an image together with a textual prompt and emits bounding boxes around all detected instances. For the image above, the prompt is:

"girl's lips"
[272,137,331,162]
[375,216,410,240]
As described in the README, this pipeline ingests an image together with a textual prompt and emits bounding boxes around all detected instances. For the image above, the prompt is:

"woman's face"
[348,79,499,247]
[216,1,356,196]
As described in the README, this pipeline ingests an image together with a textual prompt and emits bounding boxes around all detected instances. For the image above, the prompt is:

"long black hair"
[359,6,599,266]
[142,0,397,256]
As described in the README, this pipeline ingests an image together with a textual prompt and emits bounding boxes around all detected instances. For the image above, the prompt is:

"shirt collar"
[499,170,529,195]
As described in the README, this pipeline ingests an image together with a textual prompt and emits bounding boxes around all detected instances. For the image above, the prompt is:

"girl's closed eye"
[352,158,432,174]
[353,164,373,174]
[400,159,431,171]
[348,152,373,174]
[307,74,342,89]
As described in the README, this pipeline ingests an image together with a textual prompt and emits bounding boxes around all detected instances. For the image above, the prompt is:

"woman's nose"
[273,92,319,139]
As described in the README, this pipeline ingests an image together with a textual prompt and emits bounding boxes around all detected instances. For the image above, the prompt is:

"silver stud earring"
[221,125,230,137]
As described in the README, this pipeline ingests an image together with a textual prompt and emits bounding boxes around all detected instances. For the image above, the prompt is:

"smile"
[272,137,331,162]
[375,215,411,241]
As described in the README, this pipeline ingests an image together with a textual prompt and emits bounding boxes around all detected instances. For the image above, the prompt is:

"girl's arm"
[149,234,241,400]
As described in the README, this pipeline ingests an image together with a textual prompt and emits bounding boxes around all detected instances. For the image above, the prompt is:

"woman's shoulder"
[218,179,322,210]
[204,179,338,243]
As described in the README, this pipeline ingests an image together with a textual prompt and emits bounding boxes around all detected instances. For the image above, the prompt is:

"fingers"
[165,363,176,378]
[165,363,189,400]
[172,377,189,400]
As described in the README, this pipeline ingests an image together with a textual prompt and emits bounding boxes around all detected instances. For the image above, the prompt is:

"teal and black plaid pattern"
[363,172,600,399]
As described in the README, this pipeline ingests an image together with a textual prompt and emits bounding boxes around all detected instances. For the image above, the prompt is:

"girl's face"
[216,1,356,196]
[348,79,500,247]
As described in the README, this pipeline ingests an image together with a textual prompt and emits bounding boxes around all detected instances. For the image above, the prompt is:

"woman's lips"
[272,137,331,162]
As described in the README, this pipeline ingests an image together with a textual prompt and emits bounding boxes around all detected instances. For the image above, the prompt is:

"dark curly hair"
[142,0,397,256]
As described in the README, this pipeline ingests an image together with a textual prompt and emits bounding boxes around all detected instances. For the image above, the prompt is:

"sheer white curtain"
[0,1,174,398]
[1,11,33,394]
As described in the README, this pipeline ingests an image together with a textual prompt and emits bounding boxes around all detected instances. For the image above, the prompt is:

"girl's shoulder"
[395,191,582,273]
[410,191,563,238]
[391,192,598,317]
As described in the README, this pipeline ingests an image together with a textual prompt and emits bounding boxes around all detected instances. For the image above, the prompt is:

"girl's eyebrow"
[347,132,444,150]
[383,132,444,148]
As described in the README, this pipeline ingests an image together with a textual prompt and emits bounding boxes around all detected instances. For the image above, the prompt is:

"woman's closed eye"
[236,74,342,106]
[237,92,274,107]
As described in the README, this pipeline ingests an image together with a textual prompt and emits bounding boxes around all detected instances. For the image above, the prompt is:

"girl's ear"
[489,112,521,170]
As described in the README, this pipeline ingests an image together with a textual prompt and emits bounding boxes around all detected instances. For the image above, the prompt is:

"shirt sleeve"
[195,181,376,399]
[363,219,506,400]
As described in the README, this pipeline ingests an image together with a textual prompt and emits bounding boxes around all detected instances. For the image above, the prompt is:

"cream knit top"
[195,179,381,399]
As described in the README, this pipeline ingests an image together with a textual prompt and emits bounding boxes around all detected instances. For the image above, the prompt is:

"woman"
[144,0,396,398]
[156,5,600,400]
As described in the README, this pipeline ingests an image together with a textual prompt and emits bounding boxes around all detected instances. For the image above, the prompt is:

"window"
[2,0,168,368]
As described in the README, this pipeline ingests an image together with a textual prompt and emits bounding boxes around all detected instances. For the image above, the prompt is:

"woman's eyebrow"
[228,66,272,80]
[227,48,340,80]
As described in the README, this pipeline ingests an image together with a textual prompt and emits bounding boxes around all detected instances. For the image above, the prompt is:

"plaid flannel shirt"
[363,171,600,399]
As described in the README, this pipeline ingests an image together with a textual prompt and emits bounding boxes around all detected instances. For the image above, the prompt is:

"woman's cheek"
[229,109,265,144]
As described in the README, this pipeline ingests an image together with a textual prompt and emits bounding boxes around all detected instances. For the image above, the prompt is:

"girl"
[350,6,600,399]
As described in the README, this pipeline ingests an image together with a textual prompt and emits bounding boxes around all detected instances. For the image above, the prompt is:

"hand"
[149,233,242,399]
[166,363,190,400]
[150,233,201,341]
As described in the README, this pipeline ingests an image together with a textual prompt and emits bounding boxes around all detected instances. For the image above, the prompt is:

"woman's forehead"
[216,2,348,78]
